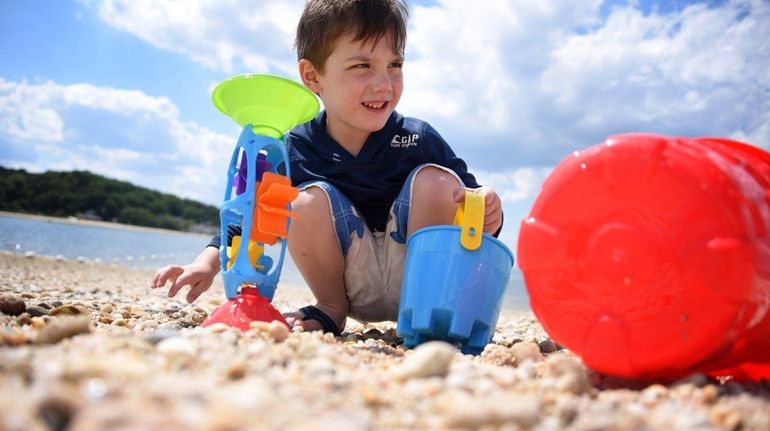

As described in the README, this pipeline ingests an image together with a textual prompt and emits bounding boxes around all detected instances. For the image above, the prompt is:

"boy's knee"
[412,166,462,196]
[292,186,330,219]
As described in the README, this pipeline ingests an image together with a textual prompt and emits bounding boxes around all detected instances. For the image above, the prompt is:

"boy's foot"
[284,305,345,336]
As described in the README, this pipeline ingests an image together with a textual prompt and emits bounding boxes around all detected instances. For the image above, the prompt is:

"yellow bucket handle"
[453,190,484,250]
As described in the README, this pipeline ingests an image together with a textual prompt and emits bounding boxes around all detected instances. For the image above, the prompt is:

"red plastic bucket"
[517,133,770,380]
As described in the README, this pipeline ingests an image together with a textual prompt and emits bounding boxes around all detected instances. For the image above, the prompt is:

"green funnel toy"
[212,74,320,138]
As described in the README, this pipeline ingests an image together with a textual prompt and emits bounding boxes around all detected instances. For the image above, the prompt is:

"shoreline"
[0,210,213,238]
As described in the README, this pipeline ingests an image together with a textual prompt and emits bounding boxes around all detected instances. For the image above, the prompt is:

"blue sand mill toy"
[201,74,319,330]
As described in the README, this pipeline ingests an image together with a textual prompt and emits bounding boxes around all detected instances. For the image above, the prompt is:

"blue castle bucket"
[397,192,515,354]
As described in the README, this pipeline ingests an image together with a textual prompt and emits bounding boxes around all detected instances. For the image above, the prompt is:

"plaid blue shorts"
[297,163,463,322]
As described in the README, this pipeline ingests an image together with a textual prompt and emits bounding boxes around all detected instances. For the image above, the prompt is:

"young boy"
[151,0,503,335]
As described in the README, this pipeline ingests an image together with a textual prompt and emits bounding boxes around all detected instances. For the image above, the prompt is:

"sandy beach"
[1,252,768,430]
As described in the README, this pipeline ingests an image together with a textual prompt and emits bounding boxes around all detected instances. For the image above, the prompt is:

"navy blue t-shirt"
[288,111,480,232]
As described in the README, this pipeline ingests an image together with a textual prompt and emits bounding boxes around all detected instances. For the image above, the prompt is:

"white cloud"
[82,0,306,76]
[0,79,66,142]
[399,0,770,172]
[541,0,770,144]
[475,167,553,204]
[0,78,231,205]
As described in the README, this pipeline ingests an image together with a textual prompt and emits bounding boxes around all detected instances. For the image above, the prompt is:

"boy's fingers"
[484,217,502,233]
[185,280,211,303]
[484,212,499,226]
[168,272,194,298]
[150,269,164,287]
[151,266,181,288]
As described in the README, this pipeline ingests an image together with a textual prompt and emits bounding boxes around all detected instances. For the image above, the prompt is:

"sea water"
[0,213,529,310]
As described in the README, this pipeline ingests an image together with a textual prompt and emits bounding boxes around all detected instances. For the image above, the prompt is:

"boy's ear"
[299,59,322,93]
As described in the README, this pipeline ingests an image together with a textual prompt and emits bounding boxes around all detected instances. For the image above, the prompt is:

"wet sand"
[1,252,768,430]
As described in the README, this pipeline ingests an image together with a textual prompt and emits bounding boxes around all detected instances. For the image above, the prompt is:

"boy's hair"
[296,0,408,71]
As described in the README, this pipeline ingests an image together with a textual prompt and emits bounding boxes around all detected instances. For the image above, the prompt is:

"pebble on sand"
[393,341,458,381]
[0,293,26,316]
[36,316,92,344]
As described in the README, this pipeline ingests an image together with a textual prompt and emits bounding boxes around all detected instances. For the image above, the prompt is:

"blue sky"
[1,0,769,250]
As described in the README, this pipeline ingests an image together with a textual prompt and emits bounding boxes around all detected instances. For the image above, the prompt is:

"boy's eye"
[352,63,369,69]
[390,62,403,69]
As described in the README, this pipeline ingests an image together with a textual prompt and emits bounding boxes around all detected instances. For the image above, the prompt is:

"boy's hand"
[150,247,220,303]
[453,187,503,234]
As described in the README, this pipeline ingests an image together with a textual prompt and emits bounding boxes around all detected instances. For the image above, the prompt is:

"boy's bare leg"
[284,187,349,332]
[407,166,463,236]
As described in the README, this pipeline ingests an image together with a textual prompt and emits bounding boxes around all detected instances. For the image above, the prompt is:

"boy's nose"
[371,71,393,93]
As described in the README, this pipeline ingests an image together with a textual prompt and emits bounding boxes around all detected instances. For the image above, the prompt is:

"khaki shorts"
[298,163,463,322]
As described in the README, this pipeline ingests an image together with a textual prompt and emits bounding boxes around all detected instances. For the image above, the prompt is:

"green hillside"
[0,167,218,232]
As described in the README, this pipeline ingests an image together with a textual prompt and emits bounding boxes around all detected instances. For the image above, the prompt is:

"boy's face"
[300,31,404,148]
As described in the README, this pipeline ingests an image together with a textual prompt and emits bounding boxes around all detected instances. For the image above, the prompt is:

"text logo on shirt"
[390,133,419,149]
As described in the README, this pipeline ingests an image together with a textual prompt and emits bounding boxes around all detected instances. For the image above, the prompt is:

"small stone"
[225,361,249,380]
[543,354,591,394]
[50,305,86,316]
[675,372,709,388]
[17,312,32,326]
[134,320,159,331]
[38,393,77,431]
[268,320,290,342]
[180,311,206,327]
[249,321,271,333]
[128,305,146,317]
[100,303,114,314]
[344,333,363,343]
[164,303,181,314]
[481,344,518,366]
[1,328,27,346]
[394,341,457,381]
[699,384,719,404]
[0,293,26,316]
[203,322,231,334]
[443,393,541,429]
[30,316,47,329]
[711,404,743,430]
[36,316,91,344]
[143,328,179,345]
[538,339,558,354]
[156,336,197,367]
[509,341,544,364]
[26,305,50,317]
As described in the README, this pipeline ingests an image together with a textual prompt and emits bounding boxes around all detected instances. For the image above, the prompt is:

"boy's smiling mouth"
[363,101,388,110]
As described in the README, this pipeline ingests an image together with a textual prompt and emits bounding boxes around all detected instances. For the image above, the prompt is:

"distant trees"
[0,167,218,232]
